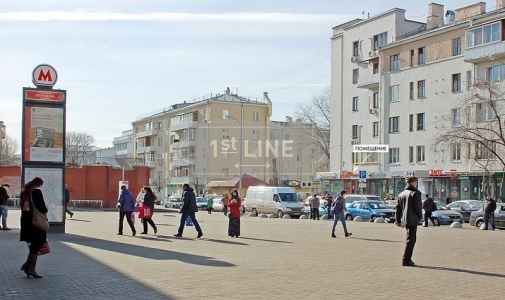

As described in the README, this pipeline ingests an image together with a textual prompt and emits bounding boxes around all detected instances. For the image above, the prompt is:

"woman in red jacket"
[228,189,242,238]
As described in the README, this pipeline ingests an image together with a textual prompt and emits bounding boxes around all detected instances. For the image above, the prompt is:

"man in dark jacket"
[395,176,423,267]
[174,183,203,238]
[65,185,74,218]
[422,194,436,227]
[117,185,136,236]
[0,184,11,230]
[483,194,497,231]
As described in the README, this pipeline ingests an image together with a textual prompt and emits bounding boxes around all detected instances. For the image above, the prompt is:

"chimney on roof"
[455,2,486,22]
[286,116,292,123]
[497,0,505,10]
[295,118,302,124]
[226,87,230,95]
[427,3,444,30]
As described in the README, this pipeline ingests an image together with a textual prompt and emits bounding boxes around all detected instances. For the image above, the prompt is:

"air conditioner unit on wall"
[301,181,312,188]
[351,56,359,63]
[369,108,378,114]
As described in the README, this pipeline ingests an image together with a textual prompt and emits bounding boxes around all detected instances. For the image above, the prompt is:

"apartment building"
[329,1,505,200]
[113,129,134,159]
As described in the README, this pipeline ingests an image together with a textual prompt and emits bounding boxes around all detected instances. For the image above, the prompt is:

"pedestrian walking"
[331,190,352,238]
[64,184,74,218]
[445,196,451,206]
[222,193,229,215]
[19,177,47,278]
[117,185,136,236]
[207,197,214,214]
[228,189,242,237]
[395,176,423,267]
[483,193,497,231]
[0,183,11,230]
[174,183,203,238]
[140,187,158,235]
[325,195,333,219]
[309,194,320,220]
[136,187,145,206]
[422,194,437,227]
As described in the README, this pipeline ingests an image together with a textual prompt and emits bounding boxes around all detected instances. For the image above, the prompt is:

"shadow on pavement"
[238,237,293,244]
[201,238,249,246]
[66,219,91,223]
[415,265,505,279]
[351,237,402,243]
[58,233,235,267]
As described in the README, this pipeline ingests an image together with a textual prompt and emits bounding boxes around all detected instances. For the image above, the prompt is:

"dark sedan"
[453,201,485,222]
[469,203,505,229]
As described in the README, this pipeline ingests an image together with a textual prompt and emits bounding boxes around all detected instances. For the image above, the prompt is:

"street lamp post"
[227,112,243,197]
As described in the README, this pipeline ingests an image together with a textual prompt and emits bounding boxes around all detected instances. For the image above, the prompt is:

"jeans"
[223,205,228,215]
[119,211,136,234]
[484,213,496,230]
[177,212,203,236]
[331,212,348,236]
[326,206,333,219]
[0,205,8,228]
[403,226,418,264]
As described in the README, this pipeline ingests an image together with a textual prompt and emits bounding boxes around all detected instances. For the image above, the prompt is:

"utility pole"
[0,121,5,165]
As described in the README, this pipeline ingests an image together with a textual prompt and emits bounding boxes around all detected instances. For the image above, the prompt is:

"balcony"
[170,176,194,185]
[171,139,196,149]
[144,161,156,168]
[170,121,198,132]
[136,145,156,154]
[465,41,505,63]
[171,157,196,167]
[135,128,158,138]
[357,73,380,89]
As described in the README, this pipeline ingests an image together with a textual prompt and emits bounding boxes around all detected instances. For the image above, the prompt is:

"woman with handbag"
[228,189,242,238]
[140,187,157,235]
[19,177,48,278]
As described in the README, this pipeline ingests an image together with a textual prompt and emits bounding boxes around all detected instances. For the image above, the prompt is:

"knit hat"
[406,176,418,184]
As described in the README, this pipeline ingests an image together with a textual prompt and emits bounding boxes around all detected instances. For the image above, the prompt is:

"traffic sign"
[359,170,367,179]
[358,183,366,188]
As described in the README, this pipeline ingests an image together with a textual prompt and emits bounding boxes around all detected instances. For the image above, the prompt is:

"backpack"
[330,198,342,214]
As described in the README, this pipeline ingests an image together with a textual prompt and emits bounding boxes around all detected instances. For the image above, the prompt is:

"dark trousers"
[223,205,228,215]
[177,212,202,236]
[119,211,136,234]
[424,211,436,226]
[142,218,156,233]
[28,240,45,255]
[484,213,496,230]
[65,203,73,216]
[311,206,319,220]
[207,207,212,214]
[403,226,418,263]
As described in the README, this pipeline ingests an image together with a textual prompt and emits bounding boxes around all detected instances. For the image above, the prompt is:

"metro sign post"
[21,64,67,233]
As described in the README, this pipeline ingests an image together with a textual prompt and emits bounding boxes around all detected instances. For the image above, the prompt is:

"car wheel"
[475,219,484,228]
[432,218,440,226]
[346,214,352,221]
[252,208,258,216]
[165,205,168,208]
[370,215,376,222]
[277,210,283,218]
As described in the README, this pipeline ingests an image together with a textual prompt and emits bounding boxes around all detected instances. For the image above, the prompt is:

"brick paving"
[1,208,504,300]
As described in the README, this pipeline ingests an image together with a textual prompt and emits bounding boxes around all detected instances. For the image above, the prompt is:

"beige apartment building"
[131,89,328,197]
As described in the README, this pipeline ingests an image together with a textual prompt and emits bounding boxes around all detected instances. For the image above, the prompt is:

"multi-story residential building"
[329,1,505,200]
[113,129,134,159]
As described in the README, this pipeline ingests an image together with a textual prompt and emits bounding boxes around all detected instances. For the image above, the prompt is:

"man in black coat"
[483,193,497,231]
[174,183,203,238]
[422,194,437,227]
[395,176,423,267]
[65,185,74,218]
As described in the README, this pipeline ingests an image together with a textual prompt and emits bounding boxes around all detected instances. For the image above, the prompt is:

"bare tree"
[65,132,95,167]
[431,81,505,199]
[0,135,20,166]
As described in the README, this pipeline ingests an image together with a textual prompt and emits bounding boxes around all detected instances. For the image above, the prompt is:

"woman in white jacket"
[136,187,145,205]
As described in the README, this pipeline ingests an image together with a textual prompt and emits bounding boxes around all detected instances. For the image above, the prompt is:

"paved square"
[1,208,503,299]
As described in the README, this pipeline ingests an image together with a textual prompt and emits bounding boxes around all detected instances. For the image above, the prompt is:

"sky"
[0,0,476,149]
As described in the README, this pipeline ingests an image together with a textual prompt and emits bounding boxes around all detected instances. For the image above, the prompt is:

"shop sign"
[428,169,444,176]
[368,172,388,179]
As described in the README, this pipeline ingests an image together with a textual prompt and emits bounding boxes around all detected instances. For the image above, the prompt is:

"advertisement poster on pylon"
[23,106,64,163]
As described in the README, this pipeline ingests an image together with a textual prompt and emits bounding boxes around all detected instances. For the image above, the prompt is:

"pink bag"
[131,213,135,224]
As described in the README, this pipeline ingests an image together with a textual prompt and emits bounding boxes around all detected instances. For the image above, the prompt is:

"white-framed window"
[390,85,400,102]
[373,122,379,137]
[410,49,415,66]
[222,129,229,139]
[466,70,473,90]
[476,103,496,122]
[253,112,259,122]
[222,148,229,158]
[252,130,259,141]
[418,47,426,64]
[452,108,461,127]
[409,146,414,163]
[147,151,155,162]
[252,149,258,159]
[284,134,290,140]
[158,154,163,166]
[452,143,461,161]
[417,80,425,98]
[203,148,207,158]
[252,169,259,178]
[373,32,387,50]
[452,73,461,91]
[223,109,229,119]
[222,168,229,178]
[353,41,360,56]
[389,117,399,133]
[352,125,359,139]
[270,132,279,140]
[352,68,359,84]
[416,146,425,163]
[466,22,501,48]
[409,114,414,132]
[390,54,400,70]
[157,137,163,147]
[388,148,400,164]
[352,96,359,111]
[373,93,379,108]
[409,82,414,99]
[487,65,505,81]
[453,37,462,56]
[296,148,302,162]
[417,113,425,130]
[475,140,497,159]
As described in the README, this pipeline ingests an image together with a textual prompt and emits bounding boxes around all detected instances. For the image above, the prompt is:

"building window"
[222,148,229,158]
[466,142,471,160]
[252,149,259,159]
[373,32,387,50]
[284,161,289,168]
[417,113,425,130]
[222,129,229,139]
[373,122,379,137]
[389,85,400,102]
[388,148,400,164]
[252,130,259,141]
[253,112,259,122]
[466,70,473,90]
[203,148,206,158]
[352,125,359,139]
[284,134,290,140]
[373,93,379,108]
[476,103,496,122]
[352,68,359,84]
[487,65,505,81]
[452,143,461,161]
[270,132,279,140]
[373,63,379,74]
[417,80,425,98]
[222,168,229,178]
[296,148,302,162]
[389,117,399,133]
[158,154,163,166]
[418,47,426,64]
[466,22,501,48]
[223,109,229,119]
[409,146,414,163]
[452,73,461,92]
[203,129,207,140]
[409,114,414,132]
[252,169,259,178]
[147,151,155,162]
[353,152,379,164]
[157,137,163,147]
[475,141,497,159]
[352,96,359,111]
[410,49,415,66]
[416,146,425,163]
[452,108,461,127]
[453,37,462,55]
[390,54,400,70]
[353,41,359,56]
[409,82,414,99]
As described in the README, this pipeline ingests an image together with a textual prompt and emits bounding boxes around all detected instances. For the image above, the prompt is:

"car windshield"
[196,198,206,202]
[278,193,298,202]
[367,201,388,209]
[170,198,181,202]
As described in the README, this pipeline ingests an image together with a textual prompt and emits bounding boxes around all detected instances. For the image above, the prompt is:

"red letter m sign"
[38,70,53,82]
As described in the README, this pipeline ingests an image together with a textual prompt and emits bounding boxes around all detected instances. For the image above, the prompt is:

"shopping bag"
[131,213,136,224]
[138,206,153,219]
[38,242,50,256]
[185,216,194,226]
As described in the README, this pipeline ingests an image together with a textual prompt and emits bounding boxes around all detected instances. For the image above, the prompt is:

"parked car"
[196,197,208,211]
[164,196,182,209]
[385,200,397,209]
[469,203,505,229]
[452,201,485,222]
[446,200,482,210]
[246,186,305,218]
[345,200,396,222]
[212,197,224,212]
[343,195,367,208]
[423,202,462,226]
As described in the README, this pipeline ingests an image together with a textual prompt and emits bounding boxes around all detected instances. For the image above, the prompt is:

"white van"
[245,186,305,218]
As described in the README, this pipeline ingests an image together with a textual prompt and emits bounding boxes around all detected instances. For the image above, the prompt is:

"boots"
[25,254,42,278]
